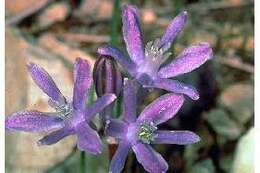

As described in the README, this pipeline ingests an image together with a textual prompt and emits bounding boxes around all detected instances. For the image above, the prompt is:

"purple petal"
[153,130,200,145]
[136,73,154,87]
[97,45,137,76]
[104,59,115,93]
[122,5,145,65]
[5,110,63,132]
[105,119,127,139]
[109,141,131,173]
[76,123,102,154]
[153,78,199,100]
[138,93,184,125]
[132,142,168,173]
[104,59,123,96]
[123,79,137,123]
[158,42,213,78]
[115,65,123,96]
[27,63,65,103]
[73,58,92,110]
[86,94,117,119]
[160,11,188,47]
[38,127,74,145]
[93,57,105,97]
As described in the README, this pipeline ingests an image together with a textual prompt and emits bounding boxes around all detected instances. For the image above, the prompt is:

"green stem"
[80,151,86,173]
[45,146,77,173]
[110,0,122,118]
[87,85,96,106]
[110,0,120,45]
[112,94,122,118]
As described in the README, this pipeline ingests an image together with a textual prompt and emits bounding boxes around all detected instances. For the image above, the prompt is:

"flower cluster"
[5,4,213,173]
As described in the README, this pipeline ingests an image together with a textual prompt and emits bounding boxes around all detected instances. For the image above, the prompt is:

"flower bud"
[93,55,123,97]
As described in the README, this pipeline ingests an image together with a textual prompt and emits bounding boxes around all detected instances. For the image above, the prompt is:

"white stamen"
[144,38,172,64]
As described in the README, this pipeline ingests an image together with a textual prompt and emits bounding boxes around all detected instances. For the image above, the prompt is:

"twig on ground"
[217,56,254,73]
[6,0,53,26]
[59,32,110,43]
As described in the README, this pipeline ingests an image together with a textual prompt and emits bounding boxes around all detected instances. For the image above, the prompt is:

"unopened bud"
[93,55,123,97]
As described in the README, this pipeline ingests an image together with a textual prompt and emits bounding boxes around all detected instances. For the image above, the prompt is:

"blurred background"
[5,0,254,172]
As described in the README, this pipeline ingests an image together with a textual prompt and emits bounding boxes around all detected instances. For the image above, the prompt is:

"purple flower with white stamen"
[106,80,200,173]
[98,5,213,100]
[5,58,116,154]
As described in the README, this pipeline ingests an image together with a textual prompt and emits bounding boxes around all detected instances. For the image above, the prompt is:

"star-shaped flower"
[105,80,200,173]
[98,5,213,100]
[5,58,116,154]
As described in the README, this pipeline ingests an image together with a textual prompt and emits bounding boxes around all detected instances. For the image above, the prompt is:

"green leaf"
[220,154,234,173]
[188,159,215,173]
[84,144,109,173]
[184,125,214,168]
[203,109,242,140]
[219,84,253,124]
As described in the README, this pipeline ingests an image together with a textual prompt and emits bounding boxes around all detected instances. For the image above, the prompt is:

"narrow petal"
[115,66,123,96]
[158,42,213,78]
[97,45,137,76]
[93,57,106,97]
[105,119,127,139]
[86,94,117,119]
[104,59,123,96]
[160,11,188,47]
[27,63,65,103]
[153,130,200,145]
[76,123,102,154]
[123,79,137,123]
[5,110,63,132]
[38,127,74,145]
[132,142,168,173]
[73,58,92,110]
[104,59,115,93]
[109,141,131,173]
[153,78,199,100]
[138,93,184,125]
[122,5,145,65]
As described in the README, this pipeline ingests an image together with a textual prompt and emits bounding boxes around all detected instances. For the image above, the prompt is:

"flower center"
[145,38,172,64]
[48,98,73,118]
[54,103,72,117]
[140,38,172,78]
[137,120,158,144]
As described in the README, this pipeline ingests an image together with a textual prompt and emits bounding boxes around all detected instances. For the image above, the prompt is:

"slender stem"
[112,94,122,118]
[110,0,120,45]
[116,94,123,116]
[87,85,96,106]
[108,1,122,167]
[45,146,77,173]
[110,0,122,118]
[80,151,86,173]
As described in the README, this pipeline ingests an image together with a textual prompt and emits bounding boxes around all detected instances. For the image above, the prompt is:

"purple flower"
[5,58,116,154]
[105,80,200,173]
[98,5,213,100]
